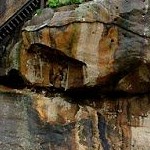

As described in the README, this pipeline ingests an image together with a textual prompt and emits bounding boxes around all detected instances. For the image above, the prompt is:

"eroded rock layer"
[6,0,150,93]
[0,0,150,150]
[0,90,150,150]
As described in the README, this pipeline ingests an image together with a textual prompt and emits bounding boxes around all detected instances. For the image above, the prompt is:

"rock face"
[7,0,150,93]
[1,0,150,150]
[0,90,150,150]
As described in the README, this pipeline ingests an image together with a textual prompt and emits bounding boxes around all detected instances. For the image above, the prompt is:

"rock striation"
[0,89,150,150]
[0,0,150,150]
[7,0,150,93]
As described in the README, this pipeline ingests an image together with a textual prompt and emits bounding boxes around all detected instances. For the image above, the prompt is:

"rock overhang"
[6,1,150,94]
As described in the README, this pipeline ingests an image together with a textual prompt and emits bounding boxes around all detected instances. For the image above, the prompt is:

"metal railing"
[0,0,41,43]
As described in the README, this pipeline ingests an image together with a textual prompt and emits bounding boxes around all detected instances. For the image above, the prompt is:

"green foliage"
[47,0,83,8]
[48,0,59,7]
[36,9,42,15]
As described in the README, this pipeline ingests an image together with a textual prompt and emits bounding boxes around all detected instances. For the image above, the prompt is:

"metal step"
[6,24,13,30]
[17,15,23,21]
[31,2,36,7]
[28,6,33,11]
[21,12,27,18]
[10,21,16,27]
[14,18,20,24]
[3,27,9,33]
[24,8,30,14]
[2,33,6,37]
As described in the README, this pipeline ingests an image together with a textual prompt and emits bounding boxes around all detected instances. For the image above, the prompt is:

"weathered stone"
[0,89,150,150]
[1,1,150,150]
[116,64,150,93]
[18,43,85,89]
[24,8,54,27]
[0,90,99,150]
[15,1,149,93]
[96,0,150,37]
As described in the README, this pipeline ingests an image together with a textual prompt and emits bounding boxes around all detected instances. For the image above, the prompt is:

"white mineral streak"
[131,113,150,150]
[143,0,149,44]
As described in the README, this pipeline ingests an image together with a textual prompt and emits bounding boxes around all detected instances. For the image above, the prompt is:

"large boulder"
[8,1,150,93]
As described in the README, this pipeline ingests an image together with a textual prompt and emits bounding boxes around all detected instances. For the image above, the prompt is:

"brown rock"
[8,1,150,93]
[116,64,150,93]
[0,89,150,150]
[1,1,150,150]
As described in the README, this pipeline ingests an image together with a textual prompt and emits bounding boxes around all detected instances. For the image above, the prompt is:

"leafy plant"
[48,0,59,7]
[47,0,83,8]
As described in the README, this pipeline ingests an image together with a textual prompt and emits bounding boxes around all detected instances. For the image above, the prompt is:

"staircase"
[0,0,41,43]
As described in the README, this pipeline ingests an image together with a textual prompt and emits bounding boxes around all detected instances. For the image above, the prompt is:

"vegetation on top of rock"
[35,9,42,16]
[47,0,83,8]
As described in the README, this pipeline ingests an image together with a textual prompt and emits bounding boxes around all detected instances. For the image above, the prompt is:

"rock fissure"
[23,20,150,39]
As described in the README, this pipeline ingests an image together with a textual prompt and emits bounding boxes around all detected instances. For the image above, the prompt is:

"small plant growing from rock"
[47,0,83,8]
